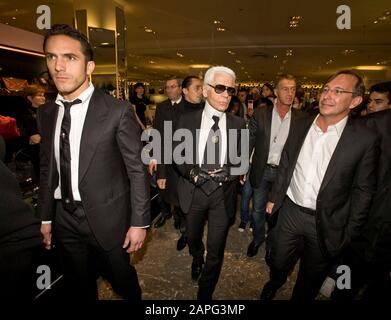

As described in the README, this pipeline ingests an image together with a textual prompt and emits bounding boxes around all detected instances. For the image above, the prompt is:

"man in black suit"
[0,136,42,301]
[247,74,302,258]
[150,77,189,251]
[333,109,391,300]
[38,24,150,300]
[261,70,379,301]
[174,66,248,300]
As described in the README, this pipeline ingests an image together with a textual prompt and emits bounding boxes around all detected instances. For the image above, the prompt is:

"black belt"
[287,197,316,216]
[266,163,279,169]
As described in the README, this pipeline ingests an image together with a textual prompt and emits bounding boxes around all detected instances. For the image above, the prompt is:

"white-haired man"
[174,66,248,300]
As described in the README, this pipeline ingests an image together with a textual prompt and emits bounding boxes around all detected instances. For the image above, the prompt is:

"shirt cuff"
[42,221,52,224]
[131,225,149,228]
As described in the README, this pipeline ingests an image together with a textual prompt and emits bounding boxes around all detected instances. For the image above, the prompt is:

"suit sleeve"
[248,110,259,157]
[36,108,53,221]
[116,104,150,227]
[154,103,167,180]
[346,134,380,241]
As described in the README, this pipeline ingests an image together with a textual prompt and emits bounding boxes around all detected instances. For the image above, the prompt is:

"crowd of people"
[1,23,390,302]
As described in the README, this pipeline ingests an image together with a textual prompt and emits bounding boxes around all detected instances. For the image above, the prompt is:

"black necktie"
[202,115,221,171]
[200,115,221,196]
[60,99,81,212]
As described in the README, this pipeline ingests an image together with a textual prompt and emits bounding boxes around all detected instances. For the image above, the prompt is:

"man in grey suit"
[38,24,150,300]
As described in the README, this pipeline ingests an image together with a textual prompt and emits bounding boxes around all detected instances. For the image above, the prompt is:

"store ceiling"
[1,0,390,86]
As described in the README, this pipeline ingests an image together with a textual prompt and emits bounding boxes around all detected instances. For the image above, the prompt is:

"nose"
[54,57,65,72]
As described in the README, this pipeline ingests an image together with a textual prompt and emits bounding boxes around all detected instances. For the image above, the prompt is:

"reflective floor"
[98,212,299,300]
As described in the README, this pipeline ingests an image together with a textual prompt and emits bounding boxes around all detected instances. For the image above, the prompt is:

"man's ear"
[86,61,95,76]
[202,86,208,99]
[349,96,363,110]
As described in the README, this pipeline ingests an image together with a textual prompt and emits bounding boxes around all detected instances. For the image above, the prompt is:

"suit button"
[65,199,70,203]
[219,182,222,186]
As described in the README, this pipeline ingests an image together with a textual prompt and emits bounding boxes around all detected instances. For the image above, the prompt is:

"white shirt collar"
[55,83,95,106]
[171,96,182,105]
[313,114,348,137]
[204,100,224,119]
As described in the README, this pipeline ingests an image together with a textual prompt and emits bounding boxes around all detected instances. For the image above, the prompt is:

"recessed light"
[214,20,221,24]
[12,17,16,20]
[176,52,184,58]
[354,65,386,71]
[373,20,379,24]
[235,60,242,64]
[149,60,156,64]
[228,50,236,55]
[216,27,226,32]
[273,55,278,59]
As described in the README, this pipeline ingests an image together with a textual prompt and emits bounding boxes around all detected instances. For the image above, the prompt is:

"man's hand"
[148,159,157,175]
[189,166,209,186]
[210,167,230,183]
[40,223,52,250]
[122,227,147,253]
[29,134,41,145]
[157,178,166,189]
[239,174,246,185]
[265,201,274,215]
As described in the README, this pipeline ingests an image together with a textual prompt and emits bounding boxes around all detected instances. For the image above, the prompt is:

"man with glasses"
[260,70,379,300]
[174,66,247,300]
[246,74,301,258]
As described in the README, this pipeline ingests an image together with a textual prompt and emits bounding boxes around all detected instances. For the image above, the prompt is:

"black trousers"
[267,197,331,301]
[54,201,141,301]
[186,187,230,299]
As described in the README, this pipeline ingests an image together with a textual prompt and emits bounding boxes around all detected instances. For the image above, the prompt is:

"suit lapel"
[264,105,273,152]
[79,90,109,183]
[318,118,354,195]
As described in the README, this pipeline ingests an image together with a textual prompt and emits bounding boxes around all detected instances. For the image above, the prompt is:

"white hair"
[203,66,236,88]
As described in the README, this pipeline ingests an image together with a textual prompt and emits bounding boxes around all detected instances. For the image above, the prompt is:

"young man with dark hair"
[38,24,150,300]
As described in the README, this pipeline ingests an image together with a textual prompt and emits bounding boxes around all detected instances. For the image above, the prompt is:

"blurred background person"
[130,82,150,130]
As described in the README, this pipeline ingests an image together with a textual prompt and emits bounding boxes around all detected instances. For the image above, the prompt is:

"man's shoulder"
[226,112,246,128]
[156,99,171,109]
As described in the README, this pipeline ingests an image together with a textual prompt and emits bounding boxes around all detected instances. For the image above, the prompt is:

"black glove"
[189,166,210,186]
[210,166,230,183]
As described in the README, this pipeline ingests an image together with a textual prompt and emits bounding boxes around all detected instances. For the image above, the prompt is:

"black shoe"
[174,219,181,230]
[191,260,203,282]
[238,221,246,232]
[247,241,260,257]
[176,235,187,251]
[260,282,277,300]
[154,215,168,228]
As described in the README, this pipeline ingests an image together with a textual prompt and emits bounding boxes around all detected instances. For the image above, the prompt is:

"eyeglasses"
[321,87,354,96]
[208,84,236,96]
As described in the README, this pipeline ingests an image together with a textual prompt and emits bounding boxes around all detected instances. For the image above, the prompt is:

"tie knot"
[63,99,82,109]
[212,115,220,125]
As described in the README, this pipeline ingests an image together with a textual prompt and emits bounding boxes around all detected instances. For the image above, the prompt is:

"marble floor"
[98,213,301,300]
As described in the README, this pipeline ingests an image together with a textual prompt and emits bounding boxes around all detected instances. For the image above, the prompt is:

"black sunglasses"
[208,84,236,96]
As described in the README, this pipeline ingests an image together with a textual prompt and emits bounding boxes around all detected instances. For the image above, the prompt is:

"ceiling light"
[286,49,293,56]
[235,60,242,64]
[326,59,333,64]
[176,52,184,58]
[341,49,355,55]
[149,60,156,64]
[100,42,110,46]
[214,20,221,24]
[190,64,211,69]
[273,55,278,59]
[216,27,226,32]
[240,67,245,70]
[373,20,379,24]
[228,50,236,55]
[12,17,16,20]
[378,16,389,21]
[144,28,153,33]
[354,65,386,71]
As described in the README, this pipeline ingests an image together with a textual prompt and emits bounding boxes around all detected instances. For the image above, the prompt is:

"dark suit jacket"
[270,115,380,258]
[174,109,248,217]
[359,109,391,265]
[37,89,150,251]
[249,105,304,188]
[0,136,41,250]
[154,98,185,205]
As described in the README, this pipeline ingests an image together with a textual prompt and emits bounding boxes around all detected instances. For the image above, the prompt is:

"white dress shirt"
[54,83,94,201]
[198,101,227,166]
[171,96,182,106]
[287,115,348,210]
[267,105,292,166]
